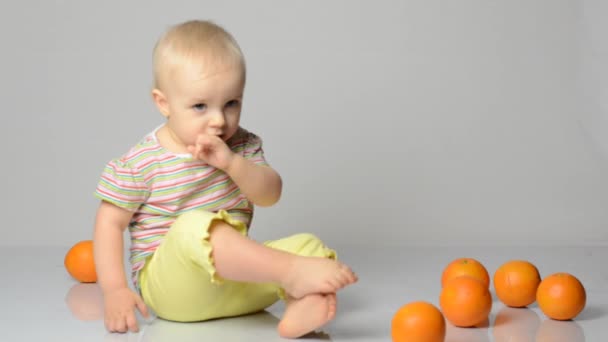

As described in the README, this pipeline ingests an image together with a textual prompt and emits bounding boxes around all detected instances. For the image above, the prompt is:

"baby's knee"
[289,233,336,259]
[291,233,322,244]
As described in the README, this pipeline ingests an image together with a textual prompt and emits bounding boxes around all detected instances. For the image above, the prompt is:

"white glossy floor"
[4,244,607,341]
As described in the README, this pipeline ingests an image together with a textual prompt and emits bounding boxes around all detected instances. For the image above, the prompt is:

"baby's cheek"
[224,128,238,141]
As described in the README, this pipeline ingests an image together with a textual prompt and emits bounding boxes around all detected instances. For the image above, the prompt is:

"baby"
[93,20,357,339]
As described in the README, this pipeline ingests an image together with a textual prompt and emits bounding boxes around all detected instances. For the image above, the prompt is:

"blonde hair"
[152,20,245,91]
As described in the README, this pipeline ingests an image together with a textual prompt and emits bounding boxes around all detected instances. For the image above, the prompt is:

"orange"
[391,301,446,342]
[493,260,541,307]
[64,240,97,283]
[439,276,492,327]
[441,258,490,288]
[536,273,585,320]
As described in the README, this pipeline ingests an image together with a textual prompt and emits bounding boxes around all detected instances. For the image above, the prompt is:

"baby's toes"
[327,293,337,308]
[337,272,351,287]
[325,278,342,292]
[349,271,358,284]
[343,266,357,283]
[327,295,337,319]
[337,266,355,284]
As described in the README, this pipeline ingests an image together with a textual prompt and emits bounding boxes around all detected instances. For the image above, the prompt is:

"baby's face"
[162,61,245,148]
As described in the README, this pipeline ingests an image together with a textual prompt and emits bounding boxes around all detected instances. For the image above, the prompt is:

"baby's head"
[151,20,246,147]
[152,20,245,92]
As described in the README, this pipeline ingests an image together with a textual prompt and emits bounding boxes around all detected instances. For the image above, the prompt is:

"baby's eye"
[226,100,240,108]
[193,103,207,112]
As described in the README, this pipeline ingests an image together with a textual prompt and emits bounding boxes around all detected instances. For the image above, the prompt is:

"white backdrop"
[579,0,608,160]
[1,0,607,246]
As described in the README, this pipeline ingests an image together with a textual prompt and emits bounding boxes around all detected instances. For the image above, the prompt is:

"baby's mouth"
[208,131,224,139]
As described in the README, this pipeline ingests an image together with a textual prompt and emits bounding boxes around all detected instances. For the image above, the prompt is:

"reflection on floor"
[66,283,332,342]
[5,245,606,341]
[66,283,586,342]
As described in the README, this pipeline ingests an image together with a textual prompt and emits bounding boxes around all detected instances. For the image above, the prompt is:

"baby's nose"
[209,112,225,127]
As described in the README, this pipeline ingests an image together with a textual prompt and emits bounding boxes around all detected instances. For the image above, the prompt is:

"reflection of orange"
[446,322,490,342]
[492,306,540,342]
[65,283,104,321]
[391,301,445,342]
[440,276,492,327]
[64,240,97,283]
[441,258,489,288]
[493,260,541,307]
[537,273,586,320]
[535,319,585,342]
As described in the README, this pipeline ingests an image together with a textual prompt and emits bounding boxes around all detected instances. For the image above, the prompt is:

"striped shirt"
[94,125,268,289]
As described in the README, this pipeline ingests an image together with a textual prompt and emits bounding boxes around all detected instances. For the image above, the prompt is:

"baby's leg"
[210,221,358,298]
[277,293,337,338]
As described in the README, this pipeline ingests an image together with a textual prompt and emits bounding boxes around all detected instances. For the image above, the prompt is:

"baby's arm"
[226,154,282,207]
[94,201,149,333]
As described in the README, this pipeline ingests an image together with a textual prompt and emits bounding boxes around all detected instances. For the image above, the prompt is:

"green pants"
[139,209,336,322]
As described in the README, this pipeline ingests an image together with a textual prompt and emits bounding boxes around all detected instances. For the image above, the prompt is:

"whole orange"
[441,258,490,288]
[64,240,97,283]
[439,276,492,327]
[536,273,585,320]
[493,260,541,307]
[391,301,446,342]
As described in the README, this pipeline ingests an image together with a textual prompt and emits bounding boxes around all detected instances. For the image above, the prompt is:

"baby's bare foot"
[282,256,357,299]
[277,293,337,339]
[327,293,337,320]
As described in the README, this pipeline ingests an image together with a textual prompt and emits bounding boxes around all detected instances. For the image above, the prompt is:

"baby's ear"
[152,88,170,118]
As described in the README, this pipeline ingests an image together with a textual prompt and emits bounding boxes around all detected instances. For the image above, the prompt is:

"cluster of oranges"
[391,257,586,342]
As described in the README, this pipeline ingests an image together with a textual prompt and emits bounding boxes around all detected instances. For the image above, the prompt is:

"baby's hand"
[103,287,149,333]
[188,134,234,170]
